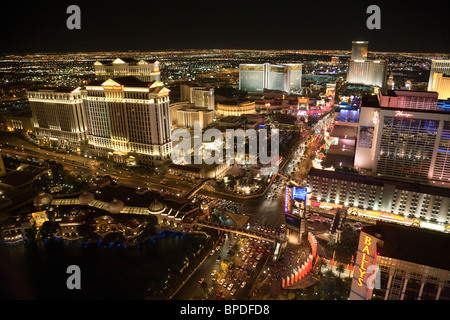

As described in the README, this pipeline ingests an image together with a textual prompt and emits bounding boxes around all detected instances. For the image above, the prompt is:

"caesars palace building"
[29,76,172,167]
[82,77,172,166]
[29,59,172,166]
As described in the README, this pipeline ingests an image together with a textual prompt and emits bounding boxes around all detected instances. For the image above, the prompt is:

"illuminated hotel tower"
[427,60,450,91]
[429,72,450,100]
[239,63,302,94]
[82,76,172,166]
[346,41,387,88]
[28,87,87,148]
[351,41,369,60]
[353,90,450,186]
[94,58,161,82]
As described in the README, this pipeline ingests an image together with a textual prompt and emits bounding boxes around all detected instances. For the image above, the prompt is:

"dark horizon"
[2,0,450,54]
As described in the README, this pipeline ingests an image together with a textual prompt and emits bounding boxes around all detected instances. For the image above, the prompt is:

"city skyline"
[1,0,450,307]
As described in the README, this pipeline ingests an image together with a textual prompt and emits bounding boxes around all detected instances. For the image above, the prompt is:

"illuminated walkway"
[195,221,281,244]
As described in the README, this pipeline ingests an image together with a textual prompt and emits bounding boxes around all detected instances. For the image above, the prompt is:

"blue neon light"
[292,187,307,201]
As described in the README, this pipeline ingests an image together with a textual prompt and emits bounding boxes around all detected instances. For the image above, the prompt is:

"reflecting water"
[0,232,206,299]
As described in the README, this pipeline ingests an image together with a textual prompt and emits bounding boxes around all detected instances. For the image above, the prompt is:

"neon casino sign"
[285,186,292,213]
[357,235,373,287]
[395,110,413,118]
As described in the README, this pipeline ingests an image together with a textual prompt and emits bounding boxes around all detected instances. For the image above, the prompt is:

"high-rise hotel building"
[307,168,450,228]
[307,89,450,230]
[81,76,172,166]
[350,222,450,300]
[94,58,161,82]
[429,72,450,100]
[351,41,369,60]
[239,63,302,94]
[427,60,450,91]
[346,41,388,88]
[28,87,87,148]
[353,90,450,185]
[180,83,215,110]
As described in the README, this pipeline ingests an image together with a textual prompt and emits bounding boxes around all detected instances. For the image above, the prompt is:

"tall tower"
[351,41,369,60]
[347,41,387,88]
[387,70,394,89]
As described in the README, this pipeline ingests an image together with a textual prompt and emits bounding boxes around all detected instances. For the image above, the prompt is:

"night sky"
[2,0,449,53]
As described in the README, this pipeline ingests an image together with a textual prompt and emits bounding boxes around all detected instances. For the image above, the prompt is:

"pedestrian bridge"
[184,179,210,199]
[195,221,281,244]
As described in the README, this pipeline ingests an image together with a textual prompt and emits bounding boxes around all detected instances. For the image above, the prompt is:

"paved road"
[172,231,234,300]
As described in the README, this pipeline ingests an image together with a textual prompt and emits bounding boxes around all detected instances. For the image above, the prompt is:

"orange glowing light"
[357,236,373,287]
[104,86,122,90]
[298,98,309,104]
[157,92,169,98]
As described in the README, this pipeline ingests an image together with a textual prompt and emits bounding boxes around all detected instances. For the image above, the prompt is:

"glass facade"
[268,65,288,92]
[433,121,450,182]
[239,63,302,94]
[351,41,369,60]
[239,65,265,92]
[347,60,387,88]
[288,64,302,93]
[377,117,439,182]
[371,257,450,300]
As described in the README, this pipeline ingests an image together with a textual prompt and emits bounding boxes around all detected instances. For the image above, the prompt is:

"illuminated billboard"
[285,186,292,214]
[285,185,307,232]
[293,187,307,202]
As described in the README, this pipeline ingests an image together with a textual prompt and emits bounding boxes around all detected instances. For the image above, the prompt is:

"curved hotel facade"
[346,41,387,88]
[347,60,388,88]
[239,63,302,94]
[216,100,256,117]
